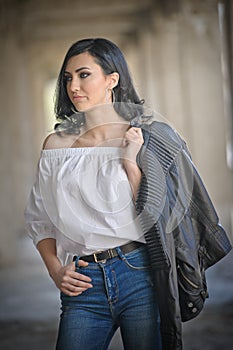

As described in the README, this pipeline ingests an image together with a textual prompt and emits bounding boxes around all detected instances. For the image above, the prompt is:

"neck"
[82,104,129,140]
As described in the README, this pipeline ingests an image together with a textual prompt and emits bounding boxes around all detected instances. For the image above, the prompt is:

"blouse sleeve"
[24,171,57,247]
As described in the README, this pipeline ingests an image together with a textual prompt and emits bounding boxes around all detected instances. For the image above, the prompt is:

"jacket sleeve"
[167,147,232,323]
[185,151,232,268]
[164,130,232,268]
[24,171,57,247]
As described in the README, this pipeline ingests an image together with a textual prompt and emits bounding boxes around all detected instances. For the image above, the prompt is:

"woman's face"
[64,52,114,112]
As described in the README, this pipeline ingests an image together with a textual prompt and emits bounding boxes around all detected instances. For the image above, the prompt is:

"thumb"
[74,259,89,268]
[78,259,89,267]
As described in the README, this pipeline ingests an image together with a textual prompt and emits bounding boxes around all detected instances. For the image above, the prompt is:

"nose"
[69,77,80,92]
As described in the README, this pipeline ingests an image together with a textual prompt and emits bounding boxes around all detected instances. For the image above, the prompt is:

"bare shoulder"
[42,132,77,150]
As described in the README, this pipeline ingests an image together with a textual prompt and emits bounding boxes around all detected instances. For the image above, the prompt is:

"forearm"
[123,161,142,201]
[122,127,143,201]
[37,238,62,279]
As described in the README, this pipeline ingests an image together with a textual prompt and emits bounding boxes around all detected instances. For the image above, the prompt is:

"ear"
[107,72,119,89]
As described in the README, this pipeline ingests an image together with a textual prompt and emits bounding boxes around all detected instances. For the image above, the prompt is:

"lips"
[73,95,85,101]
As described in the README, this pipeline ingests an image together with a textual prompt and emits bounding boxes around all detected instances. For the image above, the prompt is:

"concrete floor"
[0,235,233,350]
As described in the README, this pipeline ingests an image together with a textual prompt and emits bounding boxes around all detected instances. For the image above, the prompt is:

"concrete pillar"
[177,0,233,232]
[0,20,56,266]
[0,34,32,265]
[133,0,233,235]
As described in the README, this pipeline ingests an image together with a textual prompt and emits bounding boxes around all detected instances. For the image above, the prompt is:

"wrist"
[47,258,62,280]
[123,158,139,172]
[123,160,141,181]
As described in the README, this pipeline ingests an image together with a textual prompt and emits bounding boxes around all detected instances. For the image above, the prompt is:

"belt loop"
[73,255,80,269]
[116,247,125,260]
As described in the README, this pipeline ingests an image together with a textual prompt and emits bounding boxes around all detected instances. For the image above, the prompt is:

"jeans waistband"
[73,241,145,263]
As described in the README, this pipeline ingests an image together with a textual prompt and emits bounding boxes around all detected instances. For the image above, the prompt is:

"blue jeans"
[56,245,162,350]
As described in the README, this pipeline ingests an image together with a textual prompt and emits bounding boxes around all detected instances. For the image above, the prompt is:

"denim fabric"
[56,245,162,350]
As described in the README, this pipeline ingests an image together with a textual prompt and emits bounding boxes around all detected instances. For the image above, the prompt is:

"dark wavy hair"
[54,38,145,133]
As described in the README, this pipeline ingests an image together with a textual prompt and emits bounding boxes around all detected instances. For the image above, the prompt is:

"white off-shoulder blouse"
[24,147,145,265]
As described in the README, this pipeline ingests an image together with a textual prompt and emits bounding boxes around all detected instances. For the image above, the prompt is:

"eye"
[79,72,90,79]
[64,75,72,82]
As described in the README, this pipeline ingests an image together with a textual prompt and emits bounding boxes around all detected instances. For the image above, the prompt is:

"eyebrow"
[64,66,91,74]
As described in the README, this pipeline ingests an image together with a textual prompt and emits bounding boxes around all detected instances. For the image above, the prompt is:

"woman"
[25,38,232,350]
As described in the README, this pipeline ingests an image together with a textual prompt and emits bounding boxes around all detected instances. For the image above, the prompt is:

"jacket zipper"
[177,265,199,289]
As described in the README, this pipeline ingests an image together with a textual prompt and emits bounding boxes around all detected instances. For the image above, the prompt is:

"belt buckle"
[93,252,106,263]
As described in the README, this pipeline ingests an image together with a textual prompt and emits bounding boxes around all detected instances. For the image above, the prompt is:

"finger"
[67,282,91,292]
[124,134,144,144]
[78,259,89,267]
[62,284,88,293]
[64,274,92,289]
[70,259,88,270]
[61,279,92,293]
[125,134,143,142]
[129,127,142,134]
[66,266,92,282]
[71,270,92,283]
[125,128,143,139]
[61,286,85,297]
[70,278,93,289]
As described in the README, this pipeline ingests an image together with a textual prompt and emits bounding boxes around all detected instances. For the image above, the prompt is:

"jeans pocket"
[123,247,151,270]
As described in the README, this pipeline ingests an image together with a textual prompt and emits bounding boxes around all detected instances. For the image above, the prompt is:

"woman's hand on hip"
[51,259,93,296]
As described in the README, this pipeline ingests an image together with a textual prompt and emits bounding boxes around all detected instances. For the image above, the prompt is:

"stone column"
[131,0,233,235]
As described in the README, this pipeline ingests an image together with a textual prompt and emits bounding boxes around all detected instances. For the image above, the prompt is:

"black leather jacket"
[135,121,232,350]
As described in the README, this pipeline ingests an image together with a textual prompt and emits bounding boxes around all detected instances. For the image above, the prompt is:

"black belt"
[76,241,144,263]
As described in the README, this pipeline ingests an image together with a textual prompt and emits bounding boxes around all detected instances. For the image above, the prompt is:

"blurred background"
[0,0,233,349]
